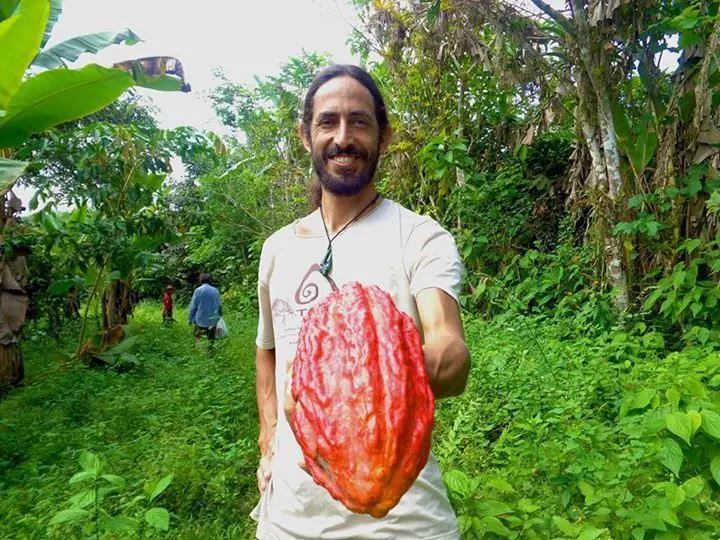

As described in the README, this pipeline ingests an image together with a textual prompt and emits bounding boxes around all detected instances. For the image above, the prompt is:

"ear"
[379,125,393,154]
[298,123,311,152]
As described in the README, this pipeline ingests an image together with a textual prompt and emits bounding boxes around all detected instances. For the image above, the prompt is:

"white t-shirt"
[252,197,463,540]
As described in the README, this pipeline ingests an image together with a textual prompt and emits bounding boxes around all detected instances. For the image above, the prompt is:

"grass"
[4,301,719,539]
[0,303,259,539]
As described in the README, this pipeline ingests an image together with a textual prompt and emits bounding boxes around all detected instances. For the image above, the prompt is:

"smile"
[330,155,358,165]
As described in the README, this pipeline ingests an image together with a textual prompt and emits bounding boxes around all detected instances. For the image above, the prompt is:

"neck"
[320,184,379,235]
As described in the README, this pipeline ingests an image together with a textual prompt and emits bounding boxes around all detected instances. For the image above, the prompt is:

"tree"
[0,0,190,388]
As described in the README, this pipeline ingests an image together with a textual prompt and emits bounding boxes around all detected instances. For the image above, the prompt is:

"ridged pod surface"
[290,281,435,518]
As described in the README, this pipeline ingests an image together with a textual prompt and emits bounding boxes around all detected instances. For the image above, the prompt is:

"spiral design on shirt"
[295,265,320,305]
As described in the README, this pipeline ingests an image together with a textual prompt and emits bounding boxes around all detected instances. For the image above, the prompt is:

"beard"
[312,142,380,197]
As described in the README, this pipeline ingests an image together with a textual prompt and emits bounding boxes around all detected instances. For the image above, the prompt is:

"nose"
[333,118,352,148]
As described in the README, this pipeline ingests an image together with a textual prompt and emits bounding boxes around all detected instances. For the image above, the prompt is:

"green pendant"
[319,246,333,276]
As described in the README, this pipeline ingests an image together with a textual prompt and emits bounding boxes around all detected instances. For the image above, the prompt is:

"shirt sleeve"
[403,218,464,304]
[188,290,198,324]
[256,236,276,350]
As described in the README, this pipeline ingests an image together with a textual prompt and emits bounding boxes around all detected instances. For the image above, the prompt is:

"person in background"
[188,273,222,343]
[162,285,175,324]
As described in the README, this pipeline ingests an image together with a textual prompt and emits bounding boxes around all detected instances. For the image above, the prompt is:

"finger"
[256,468,267,493]
[259,457,272,479]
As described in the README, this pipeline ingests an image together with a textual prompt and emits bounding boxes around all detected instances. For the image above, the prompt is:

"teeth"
[334,156,354,164]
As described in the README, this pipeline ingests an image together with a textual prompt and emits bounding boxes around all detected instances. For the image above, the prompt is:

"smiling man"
[251,65,470,539]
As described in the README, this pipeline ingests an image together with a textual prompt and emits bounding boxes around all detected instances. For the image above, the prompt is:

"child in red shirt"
[162,285,175,324]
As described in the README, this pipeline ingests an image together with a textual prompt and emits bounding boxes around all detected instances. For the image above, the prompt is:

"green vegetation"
[1,0,720,537]
[1,304,258,539]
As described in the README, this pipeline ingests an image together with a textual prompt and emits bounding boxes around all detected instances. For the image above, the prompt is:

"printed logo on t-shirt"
[271,263,338,346]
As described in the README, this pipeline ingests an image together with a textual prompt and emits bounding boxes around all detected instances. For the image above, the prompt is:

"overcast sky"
[49,0,363,134]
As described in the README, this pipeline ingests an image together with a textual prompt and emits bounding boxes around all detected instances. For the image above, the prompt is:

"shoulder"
[261,221,297,254]
[386,199,454,247]
[258,220,300,286]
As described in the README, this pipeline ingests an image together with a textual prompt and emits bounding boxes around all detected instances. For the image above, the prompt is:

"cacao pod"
[290,281,435,518]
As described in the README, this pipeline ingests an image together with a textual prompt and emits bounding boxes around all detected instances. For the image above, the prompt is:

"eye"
[353,119,368,127]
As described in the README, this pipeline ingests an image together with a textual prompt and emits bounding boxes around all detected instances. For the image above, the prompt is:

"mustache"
[324,145,368,160]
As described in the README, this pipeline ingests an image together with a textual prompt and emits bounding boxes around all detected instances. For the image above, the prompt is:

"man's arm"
[188,290,197,324]
[416,288,471,398]
[256,347,278,457]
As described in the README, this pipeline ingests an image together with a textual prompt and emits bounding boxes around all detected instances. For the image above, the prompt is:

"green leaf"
[0,64,134,148]
[660,438,683,476]
[101,474,126,488]
[612,100,631,142]
[149,473,173,502]
[476,516,510,537]
[69,488,95,508]
[0,157,27,193]
[710,455,720,486]
[0,0,22,20]
[666,388,680,409]
[444,469,472,497]
[50,508,90,524]
[98,335,140,360]
[39,0,61,48]
[700,410,720,440]
[47,278,77,296]
[119,58,189,93]
[579,527,607,540]
[132,172,165,191]
[632,389,656,411]
[0,0,50,108]
[427,0,441,25]
[68,471,95,484]
[32,28,141,69]
[666,412,693,444]
[687,410,702,435]
[144,507,169,531]
[102,516,138,533]
[553,515,580,536]
[578,480,595,500]
[486,477,515,493]
[517,498,540,513]
[477,500,512,517]
[683,378,707,398]
[679,500,705,521]
[665,484,686,507]
[682,476,704,498]
[78,451,101,474]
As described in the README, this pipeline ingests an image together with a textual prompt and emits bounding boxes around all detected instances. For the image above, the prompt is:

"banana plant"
[0,0,190,387]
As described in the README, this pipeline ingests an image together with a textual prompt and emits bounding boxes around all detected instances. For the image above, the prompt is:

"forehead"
[312,76,375,117]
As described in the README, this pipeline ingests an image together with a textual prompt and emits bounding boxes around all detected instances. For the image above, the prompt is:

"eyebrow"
[315,110,373,121]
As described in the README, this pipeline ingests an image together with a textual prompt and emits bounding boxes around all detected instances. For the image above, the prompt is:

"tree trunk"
[0,344,22,389]
[102,280,133,329]
[570,0,629,311]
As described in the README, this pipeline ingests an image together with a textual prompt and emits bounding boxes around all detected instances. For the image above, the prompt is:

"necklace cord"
[318,192,381,276]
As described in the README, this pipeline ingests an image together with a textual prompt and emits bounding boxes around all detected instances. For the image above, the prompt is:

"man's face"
[302,76,389,197]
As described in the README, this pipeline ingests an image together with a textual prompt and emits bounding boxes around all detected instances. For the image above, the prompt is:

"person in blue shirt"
[188,273,223,343]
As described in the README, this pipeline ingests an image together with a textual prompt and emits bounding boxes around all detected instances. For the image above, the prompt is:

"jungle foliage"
[1,0,720,538]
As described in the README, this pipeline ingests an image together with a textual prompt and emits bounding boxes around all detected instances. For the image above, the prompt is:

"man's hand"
[257,450,273,494]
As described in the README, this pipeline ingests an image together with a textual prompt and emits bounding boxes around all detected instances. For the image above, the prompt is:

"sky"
[49,0,363,134]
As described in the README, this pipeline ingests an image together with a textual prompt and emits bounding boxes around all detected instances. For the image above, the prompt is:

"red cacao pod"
[290,281,435,518]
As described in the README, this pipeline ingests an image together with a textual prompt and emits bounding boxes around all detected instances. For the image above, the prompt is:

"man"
[188,273,222,343]
[252,65,471,539]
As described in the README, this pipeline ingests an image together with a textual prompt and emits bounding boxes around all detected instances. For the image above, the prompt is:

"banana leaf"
[32,28,141,69]
[0,0,21,20]
[113,56,191,93]
[0,157,27,193]
[0,64,134,148]
[0,0,50,108]
[40,0,61,48]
